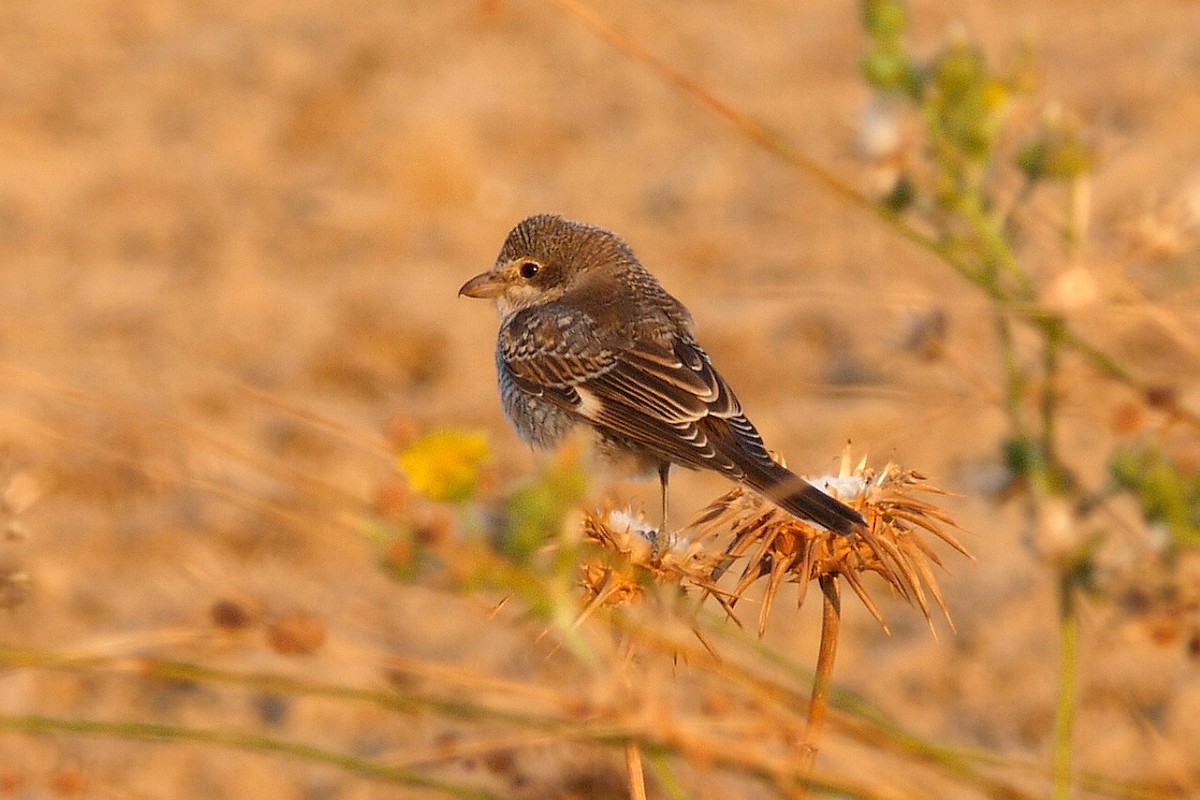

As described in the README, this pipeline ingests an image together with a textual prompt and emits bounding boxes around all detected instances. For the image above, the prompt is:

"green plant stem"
[996,314,1027,434]
[0,714,511,800]
[958,188,1036,301]
[1040,317,1064,468]
[645,750,690,800]
[1052,572,1080,800]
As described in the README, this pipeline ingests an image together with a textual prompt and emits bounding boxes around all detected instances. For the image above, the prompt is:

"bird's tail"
[741,460,864,535]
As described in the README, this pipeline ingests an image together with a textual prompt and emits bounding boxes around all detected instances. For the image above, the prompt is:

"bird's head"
[458,214,636,317]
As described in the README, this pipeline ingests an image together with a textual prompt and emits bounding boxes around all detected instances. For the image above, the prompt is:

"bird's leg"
[657,462,671,533]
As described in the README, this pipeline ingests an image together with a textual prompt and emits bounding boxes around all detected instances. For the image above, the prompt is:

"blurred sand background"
[2,0,1200,797]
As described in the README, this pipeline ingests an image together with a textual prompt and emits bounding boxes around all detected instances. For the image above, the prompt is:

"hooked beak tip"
[458,272,504,299]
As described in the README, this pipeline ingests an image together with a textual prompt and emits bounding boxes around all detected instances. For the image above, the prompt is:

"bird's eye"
[518,260,540,279]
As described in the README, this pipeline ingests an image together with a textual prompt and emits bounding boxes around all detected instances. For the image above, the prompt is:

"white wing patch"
[574,385,605,419]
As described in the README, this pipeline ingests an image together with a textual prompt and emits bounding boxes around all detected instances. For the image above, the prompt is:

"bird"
[458,214,865,535]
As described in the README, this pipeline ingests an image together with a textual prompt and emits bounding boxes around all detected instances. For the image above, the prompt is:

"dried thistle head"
[691,451,970,636]
[578,506,725,612]
[577,451,969,638]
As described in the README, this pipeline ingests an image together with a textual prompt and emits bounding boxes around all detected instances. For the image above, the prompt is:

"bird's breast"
[496,351,578,449]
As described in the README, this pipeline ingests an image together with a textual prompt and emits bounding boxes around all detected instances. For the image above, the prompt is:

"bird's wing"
[499,305,619,394]
[584,338,774,478]
[500,306,771,478]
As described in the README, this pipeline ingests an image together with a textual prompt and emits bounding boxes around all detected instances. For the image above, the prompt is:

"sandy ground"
[2,0,1199,797]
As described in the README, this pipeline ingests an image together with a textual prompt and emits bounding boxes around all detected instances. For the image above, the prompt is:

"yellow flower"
[397,430,490,502]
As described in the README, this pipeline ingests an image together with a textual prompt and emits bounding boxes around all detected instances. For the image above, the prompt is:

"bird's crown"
[459,214,641,316]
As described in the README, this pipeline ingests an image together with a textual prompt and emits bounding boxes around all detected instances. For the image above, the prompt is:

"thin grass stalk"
[616,631,650,800]
[0,647,569,729]
[1052,572,1080,800]
[795,575,842,798]
[4,636,1157,800]
[0,363,379,519]
[0,714,511,800]
[0,658,880,799]
[0,623,962,796]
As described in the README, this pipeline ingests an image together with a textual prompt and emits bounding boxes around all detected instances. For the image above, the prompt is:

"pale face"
[458,253,574,317]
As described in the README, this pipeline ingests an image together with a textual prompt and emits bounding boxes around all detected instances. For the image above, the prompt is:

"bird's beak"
[458,271,505,299]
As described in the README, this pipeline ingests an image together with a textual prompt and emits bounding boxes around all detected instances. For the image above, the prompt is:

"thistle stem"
[616,632,649,800]
[627,741,649,800]
[796,574,842,797]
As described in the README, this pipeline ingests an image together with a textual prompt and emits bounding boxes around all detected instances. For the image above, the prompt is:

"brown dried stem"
[795,575,842,798]
[626,741,648,800]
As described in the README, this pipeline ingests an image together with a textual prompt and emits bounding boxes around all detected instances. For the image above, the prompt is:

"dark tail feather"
[741,460,864,535]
